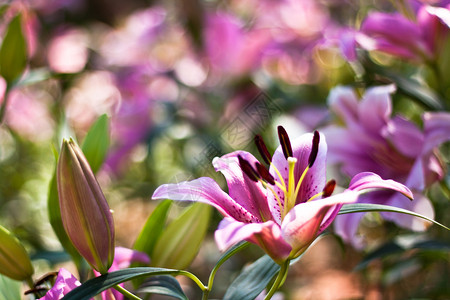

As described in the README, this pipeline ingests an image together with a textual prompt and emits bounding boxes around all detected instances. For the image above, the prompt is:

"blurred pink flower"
[38,268,81,300]
[357,4,450,62]
[153,128,412,262]
[204,12,270,76]
[4,86,54,141]
[64,71,120,132]
[104,67,178,174]
[322,85,449,248]
[47,27,89,73]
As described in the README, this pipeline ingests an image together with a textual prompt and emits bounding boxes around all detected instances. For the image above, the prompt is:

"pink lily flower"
[153,127,412,263]
[38,268,81,300]
[322,85,449,248]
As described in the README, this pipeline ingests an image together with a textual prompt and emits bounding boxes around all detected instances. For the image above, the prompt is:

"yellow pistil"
[285,157,297,214]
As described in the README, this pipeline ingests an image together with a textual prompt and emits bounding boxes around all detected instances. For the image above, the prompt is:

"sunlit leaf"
[133,200,172,258]
[223,255,280,300]
[0,14,27,84]
[152,203,211,269]
[137,275,187,300]
[339,203,449,230]
[81,114,110,174]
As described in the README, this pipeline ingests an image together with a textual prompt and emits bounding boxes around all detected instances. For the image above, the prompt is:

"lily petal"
[215,217,292,263]
[348,172,413,200]
[358,85,394,134]
[422,112,450,154]
[213,151,272,222]
[152,177,260,223]
[281,190,359,256]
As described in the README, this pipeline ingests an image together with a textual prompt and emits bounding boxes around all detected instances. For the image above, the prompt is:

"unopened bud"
[57,138,115,273]
[0,225,34,281]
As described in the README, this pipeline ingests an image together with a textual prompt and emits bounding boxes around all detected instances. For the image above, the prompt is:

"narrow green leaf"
[81,114,109,174]
[137,275,188,300]
[152,203,211,269]
[223,255,280,300]
[0,274,21,300]
[355,241,404,271]
[133,200,172,258]
[338,203,449,230]
[62,267,182,300]
[0,14,27,84]
[356,239,450,271]
[47,168,84,269]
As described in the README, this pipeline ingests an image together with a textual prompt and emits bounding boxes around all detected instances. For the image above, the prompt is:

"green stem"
[177,270,207,292]
[113,284,142,300]
[203,242,250,299]
[264,260,290,300]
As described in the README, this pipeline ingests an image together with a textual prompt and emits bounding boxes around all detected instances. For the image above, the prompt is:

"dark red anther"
[238,155,260,182]
[308,131,320,168]
[254,135,272,165]
[277,126,293,159]
[256,162,275,185]
[322,179,336,198]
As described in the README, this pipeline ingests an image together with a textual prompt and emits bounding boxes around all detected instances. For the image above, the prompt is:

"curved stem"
[113,284,142,300]
[203,242,250,299]
[177,270,207,292]
[264,260,290,300]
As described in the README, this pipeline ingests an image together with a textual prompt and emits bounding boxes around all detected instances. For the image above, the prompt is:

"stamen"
[254,135,272,165]
[256,162,275,185]
[277,126,293,159]
[238,155,260,182]
[308,130,320,168]
[322,179,336,198]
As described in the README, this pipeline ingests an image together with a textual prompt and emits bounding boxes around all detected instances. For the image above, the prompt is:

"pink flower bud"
[57,138,115,273]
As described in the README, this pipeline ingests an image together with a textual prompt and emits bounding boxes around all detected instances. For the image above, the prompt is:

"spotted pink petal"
[213,151,272,222]
[152,177,260,223]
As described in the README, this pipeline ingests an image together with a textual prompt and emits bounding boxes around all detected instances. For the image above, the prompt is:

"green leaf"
[47,168,84,269]
[62,267,183,300]
[152,203,211,269]
[355,241,404,271]
[137,275,188,300]
[81,114,109,174]
[223,255,280,300]
[133,200,172,258]
[338,203,449,230]
[356,238,450,271]
[0,14,27,84]
[0,274,21,300]
[361,55,444,111]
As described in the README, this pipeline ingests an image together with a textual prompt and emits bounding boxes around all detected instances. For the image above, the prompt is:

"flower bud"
[0,224,34,281]
[57,138,114,273]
